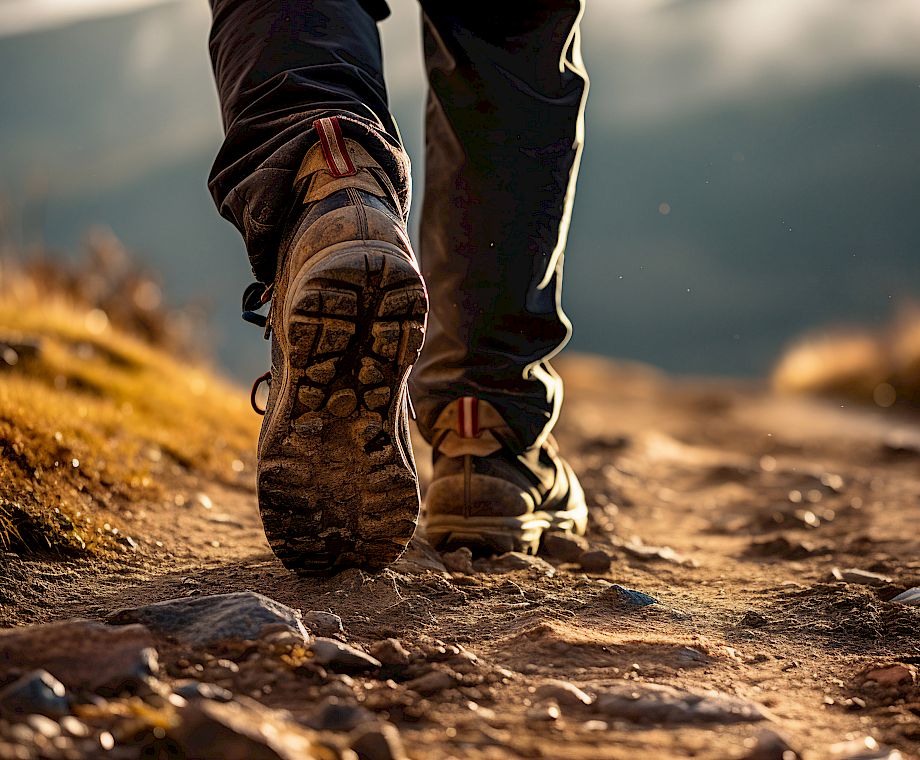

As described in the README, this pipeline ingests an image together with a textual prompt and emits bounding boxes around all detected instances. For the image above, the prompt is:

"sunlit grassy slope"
[0,270,258,556]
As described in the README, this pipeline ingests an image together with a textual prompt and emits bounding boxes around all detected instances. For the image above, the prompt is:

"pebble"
[441,547,475,574]
[593,681,768,724]
[109,592,310,646]
[578,550,612,573]
[0,670,69,717]
[830,568,893,586]
[889,587,920,606]
[620,542,697,567]
[534,680,594,707]
[310,638,382,672]
[368,638,411,667]
[743,728,800,760]
[350,722,408,760]
[302,611,344,637]
[25,714,60,739]
[543,533,589,563]
[739,611,770,628]
[403,670,458,695]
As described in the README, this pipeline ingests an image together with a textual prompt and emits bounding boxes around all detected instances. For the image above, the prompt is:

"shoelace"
[242,282,274,415]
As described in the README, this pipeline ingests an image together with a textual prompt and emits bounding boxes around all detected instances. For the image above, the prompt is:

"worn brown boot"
[250,118,428,573]
[425,397,587,555]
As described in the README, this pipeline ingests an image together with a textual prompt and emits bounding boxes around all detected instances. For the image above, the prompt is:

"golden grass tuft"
[772,305,920,409]
[0,263,258,557]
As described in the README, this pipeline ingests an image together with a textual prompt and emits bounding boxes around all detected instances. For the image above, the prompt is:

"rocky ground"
[1,354,919,760]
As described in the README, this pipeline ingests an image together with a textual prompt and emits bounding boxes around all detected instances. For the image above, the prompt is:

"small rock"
[350,722,408,760]
[306,697,373,731]
[830,568,893,586]
[368,639,411,667]
[621,542,696,567]
[543,533,589,563]
[174,681,234,702]
[0,620,157,694]
[0,670,69,718]
[109,592,309,646]
[861,664,916,687]
[171,695,325,760]
[441,547,475,574]
[474,552,556,576]
[534,680,593,707]
[59,716,89,738]
[747,535,825,560]
[301,611,344,638]
[310,638,381,672]
[889,587,920,606]
[403,669,458,695]
[599,584,658,607]
[594,681,768,724]
[578,550,612,573]
[526,702,560,721]
[739,611,770,628]
[743,728,800,760]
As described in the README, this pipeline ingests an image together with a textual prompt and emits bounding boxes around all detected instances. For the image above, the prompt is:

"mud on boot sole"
[258,242,428,573]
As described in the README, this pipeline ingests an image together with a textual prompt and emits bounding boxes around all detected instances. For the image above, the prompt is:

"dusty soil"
[2,354,919,759]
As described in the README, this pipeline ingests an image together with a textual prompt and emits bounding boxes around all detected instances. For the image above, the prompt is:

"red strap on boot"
[457,396,480,438]
[313,116,357,178]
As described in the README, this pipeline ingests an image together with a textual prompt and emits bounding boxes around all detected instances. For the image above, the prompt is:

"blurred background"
[1,0,919,383]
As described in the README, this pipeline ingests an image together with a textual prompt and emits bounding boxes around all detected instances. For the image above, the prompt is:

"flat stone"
[621,542,697,567]
[0,620,157,694]
[889,587,920,606]
[862,664,916,687]
[171,695,324,760]
[403,669,458,695]
[542,534,589,563]
[368,638,411,666]
[302,611,344,638]
[310,638,381,672]
[109,592,309,646]
[526,702,561,721]
[0,670,69,718]
[830,568,893,586]
[579,550,612,573]
[534,680,594,707]
[594,681,769,724]
[350,723,408,760]
[174,681,234,703]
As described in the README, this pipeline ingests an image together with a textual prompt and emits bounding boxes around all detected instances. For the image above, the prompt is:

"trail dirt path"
[3,355,919,759]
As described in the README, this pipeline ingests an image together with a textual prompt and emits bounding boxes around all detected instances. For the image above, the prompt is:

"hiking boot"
[425,397,587,554]
[249,117,428,573]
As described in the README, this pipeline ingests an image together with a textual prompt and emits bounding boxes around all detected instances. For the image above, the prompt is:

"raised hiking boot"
[246,117,428,573]
[425,397,587,554]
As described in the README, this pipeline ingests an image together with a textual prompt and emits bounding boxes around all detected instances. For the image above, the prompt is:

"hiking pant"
[208,0,588,451]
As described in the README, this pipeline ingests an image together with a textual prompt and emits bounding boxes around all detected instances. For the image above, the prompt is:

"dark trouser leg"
[410,1,589,452]
[207,0,409,283]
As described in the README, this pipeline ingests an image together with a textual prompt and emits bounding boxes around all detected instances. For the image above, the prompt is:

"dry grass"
[773,305,920,410]
[0,257,258,557]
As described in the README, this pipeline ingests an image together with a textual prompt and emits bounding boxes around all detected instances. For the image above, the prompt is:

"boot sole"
[427,504,588,556]
[258,241,428,573]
